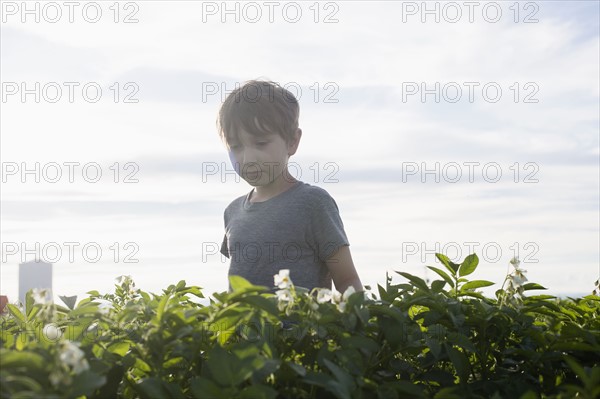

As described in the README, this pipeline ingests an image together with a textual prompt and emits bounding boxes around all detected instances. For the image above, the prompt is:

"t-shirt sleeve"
[220,210,229,258]
[220,233,229,258]
[310,191,350,262]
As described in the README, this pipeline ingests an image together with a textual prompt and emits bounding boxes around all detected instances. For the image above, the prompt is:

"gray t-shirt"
[220,180,350,291]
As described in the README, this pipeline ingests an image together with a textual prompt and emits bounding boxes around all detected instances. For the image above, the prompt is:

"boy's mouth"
[244,170,261,180]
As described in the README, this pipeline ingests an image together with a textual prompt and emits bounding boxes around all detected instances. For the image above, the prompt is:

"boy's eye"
[256,142,268,146]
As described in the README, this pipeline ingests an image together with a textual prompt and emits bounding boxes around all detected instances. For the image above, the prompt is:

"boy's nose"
[240,149,259,167]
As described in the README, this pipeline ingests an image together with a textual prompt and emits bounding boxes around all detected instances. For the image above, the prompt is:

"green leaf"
[0,350,46,370]
[239,385,278,399]
[163,381,186,399]
[519,391,539,399]
[156,293,171,323]
[426,337,442,359]
[461,280,494,291]
[427,266,455,288]
[238,295,279,317]
[303,372,336,393]
[342,336,380,356]
[431,280,447,293]
[6,304,26,326]
[446,344,470,382]
[107,341,131,357]
[180,286,205,299]
[563,356,591,387]
[522,282,547,291]
[304,359,354,399]
[525,294,556,300]
[583,294,600,301]
[446,332,476,353]
[69,303,100,317]
[285,361,307,376]
[396,272,430,292]
[163,357,185,369]
[67,371,107,398]
[458,254,479,277]
[25,291,34,317]
[0,375,42,393]
[421,370,454,387]
[434,386,462,399]
[552,342,597,351]
[436,253,459,274]
[369,305,404,321]
[377,284,390,302]
[191,377,226,399]
[205,346,254,387]
[229,275,254,292]
[457,291,486,300]
[386,381,425,397]
[133,356,152,373]
[323,358,355,392]
[137,377,171,399]
[95,365,125,399]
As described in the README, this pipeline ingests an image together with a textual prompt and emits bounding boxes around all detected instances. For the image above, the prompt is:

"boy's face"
[226,126,300,186]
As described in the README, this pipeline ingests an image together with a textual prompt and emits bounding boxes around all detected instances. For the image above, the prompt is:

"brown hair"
[216,79,300,146]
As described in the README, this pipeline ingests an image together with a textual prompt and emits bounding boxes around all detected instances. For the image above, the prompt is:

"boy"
[217,79,363,294]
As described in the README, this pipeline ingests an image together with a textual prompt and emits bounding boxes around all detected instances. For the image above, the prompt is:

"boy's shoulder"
[297,181,335,202]
[276,181,337,205]
[222,191,247,215]
[284,182,335,209]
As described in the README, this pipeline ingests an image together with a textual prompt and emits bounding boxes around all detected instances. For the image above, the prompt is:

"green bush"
[1,253,599,399]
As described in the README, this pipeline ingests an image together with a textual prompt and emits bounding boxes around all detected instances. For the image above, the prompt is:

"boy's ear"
[288,128,302,156]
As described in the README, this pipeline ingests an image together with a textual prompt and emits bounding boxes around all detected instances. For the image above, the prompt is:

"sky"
[1,0,599,305]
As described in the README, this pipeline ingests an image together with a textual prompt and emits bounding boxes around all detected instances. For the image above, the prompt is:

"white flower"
[316,289,333,304]
[332,290,342,304]
[115,275,132,285]
[72,358,90,374]
[275,289,292,303]
[508,257,528,289]
[510,270,528,287]
[509,256,521,268]
[274,269,292,289]
[32,288,52,305]
[501,257,529,308]
[275,287,294,312]
[97,301,112,316]
[329,286,356,313]
[59,341,84,364]
[43,324,63,341]
[59,341,89,374]
[342,286,356,301]
[49,370,66,387]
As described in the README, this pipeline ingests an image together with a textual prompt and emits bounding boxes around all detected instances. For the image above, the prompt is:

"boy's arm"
[326,245,363,293]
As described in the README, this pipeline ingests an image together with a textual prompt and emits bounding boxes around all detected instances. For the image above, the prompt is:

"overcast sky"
[1,1,598,303]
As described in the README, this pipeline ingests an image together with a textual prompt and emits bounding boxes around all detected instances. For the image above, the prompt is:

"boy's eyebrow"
[227,135,273,145]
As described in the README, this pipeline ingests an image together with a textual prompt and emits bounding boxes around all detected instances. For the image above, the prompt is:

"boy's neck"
[249,173,299,203]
